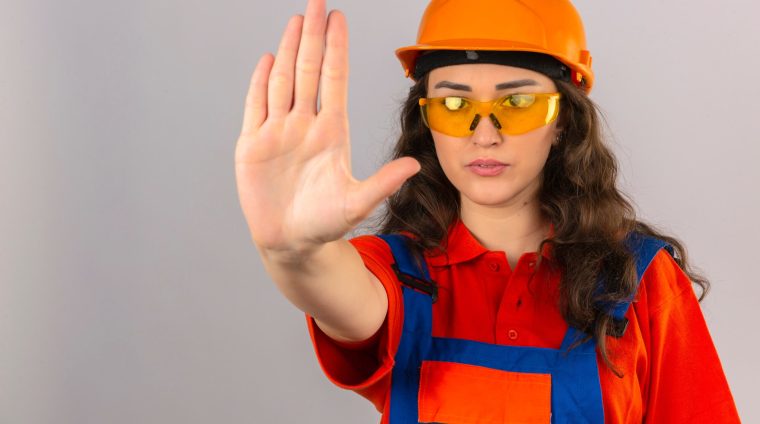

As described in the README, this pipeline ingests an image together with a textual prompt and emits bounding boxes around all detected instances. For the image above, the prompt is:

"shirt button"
[528,260,536,267]
[488,262,500,272]
[507,329,518,340]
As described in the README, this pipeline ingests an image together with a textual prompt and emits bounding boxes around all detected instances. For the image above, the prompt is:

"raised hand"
[235,0,420,256]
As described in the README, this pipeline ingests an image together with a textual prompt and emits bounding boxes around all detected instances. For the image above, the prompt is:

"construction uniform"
[305,219,740,423]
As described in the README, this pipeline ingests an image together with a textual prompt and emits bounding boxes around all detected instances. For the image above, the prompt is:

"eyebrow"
[496,79,539,90]
[433,79,539,91]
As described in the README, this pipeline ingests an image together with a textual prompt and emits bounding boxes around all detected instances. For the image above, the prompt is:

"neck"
[459,186,550,262]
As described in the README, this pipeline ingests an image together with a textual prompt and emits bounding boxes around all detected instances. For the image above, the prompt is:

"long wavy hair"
[376,72,710,376]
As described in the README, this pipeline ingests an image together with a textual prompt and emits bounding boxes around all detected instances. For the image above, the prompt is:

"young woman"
[235,0,740,422]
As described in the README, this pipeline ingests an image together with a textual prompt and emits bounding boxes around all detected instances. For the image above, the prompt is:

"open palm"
[235,0,420,254]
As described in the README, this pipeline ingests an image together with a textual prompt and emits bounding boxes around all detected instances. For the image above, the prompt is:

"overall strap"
[606,231,675,337]
[376,234,434,423]
[562,231,674,347]
[376,234,437,301]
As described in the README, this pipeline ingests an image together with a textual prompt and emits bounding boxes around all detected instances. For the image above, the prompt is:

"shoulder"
[636,247,696,314]
[349,234,395,263]
[626,241,713,364]
[349,232,428,267]
[626,243,740,420]
[348,235,403,305]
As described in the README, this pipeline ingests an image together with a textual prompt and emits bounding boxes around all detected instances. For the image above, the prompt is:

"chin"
[461,188,520,207]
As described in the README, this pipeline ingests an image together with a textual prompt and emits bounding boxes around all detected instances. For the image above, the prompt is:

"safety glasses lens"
[419,93,560,137]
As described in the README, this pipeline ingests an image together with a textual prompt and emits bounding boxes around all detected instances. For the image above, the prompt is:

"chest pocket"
[418,360,552,424]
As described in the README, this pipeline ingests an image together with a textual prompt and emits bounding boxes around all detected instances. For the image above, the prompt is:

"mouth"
[466,159,510,176]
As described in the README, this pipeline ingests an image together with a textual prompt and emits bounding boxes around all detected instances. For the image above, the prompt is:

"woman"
[235,0,739,422]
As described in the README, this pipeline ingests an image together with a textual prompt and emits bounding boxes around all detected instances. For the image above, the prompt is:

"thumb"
[344,157,421,226]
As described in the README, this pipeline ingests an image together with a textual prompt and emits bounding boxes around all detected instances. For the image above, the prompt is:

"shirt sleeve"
[304,235,404,413]
[639,249,740,423]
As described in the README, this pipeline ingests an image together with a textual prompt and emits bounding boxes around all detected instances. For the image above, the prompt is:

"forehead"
[427,63,555,92]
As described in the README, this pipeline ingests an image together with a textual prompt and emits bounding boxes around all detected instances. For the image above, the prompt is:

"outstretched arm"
[234,0,420,342]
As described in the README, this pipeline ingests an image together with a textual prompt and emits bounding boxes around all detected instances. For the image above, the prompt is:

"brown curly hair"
[375,72,710,376]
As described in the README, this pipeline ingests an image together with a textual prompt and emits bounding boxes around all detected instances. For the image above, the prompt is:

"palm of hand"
[234,0,419,254]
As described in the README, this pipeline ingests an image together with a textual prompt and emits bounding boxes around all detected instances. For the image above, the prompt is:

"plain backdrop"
[1,0,758,422]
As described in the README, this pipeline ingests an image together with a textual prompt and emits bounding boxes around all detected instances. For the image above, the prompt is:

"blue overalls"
[377,232,673,423]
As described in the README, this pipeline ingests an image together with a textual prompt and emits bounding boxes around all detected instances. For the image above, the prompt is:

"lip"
[466,158,510,177]
[467,158,508,167]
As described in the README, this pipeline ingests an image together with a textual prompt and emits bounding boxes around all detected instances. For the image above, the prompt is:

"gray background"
[1,0,757,422]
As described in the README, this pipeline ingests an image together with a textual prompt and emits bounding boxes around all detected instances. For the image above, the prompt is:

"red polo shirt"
[305,219,739,423]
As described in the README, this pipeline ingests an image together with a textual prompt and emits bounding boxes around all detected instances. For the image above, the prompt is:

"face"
[425,63,561,210]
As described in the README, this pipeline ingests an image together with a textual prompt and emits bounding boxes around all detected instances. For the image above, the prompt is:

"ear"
[552,129,564,146]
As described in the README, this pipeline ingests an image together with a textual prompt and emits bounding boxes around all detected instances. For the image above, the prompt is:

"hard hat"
[395,0,594,93]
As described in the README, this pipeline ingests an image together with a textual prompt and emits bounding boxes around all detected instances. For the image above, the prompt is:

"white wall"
[1,0,757,422]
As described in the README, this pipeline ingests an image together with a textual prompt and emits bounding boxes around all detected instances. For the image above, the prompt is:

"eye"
[503,94,536,108]
[442,96,469,111]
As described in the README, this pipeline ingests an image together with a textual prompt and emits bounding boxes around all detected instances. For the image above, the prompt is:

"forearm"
[259,238,388,342]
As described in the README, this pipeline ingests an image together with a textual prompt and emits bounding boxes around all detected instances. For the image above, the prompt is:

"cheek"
[432,135,467,188]
[517,139,552,168]
[513,129,555,172]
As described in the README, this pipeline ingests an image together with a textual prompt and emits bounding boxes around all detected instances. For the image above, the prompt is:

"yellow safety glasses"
[418,92,562,137]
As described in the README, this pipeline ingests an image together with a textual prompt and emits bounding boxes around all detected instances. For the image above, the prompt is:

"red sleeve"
[304,235,403,413]
[640,249,740,423]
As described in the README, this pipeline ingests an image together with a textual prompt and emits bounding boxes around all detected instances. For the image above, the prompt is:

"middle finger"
[268,14,304,118]
[292,0,328,115]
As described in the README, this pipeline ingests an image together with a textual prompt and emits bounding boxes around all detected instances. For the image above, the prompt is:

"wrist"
[258,239,341,269]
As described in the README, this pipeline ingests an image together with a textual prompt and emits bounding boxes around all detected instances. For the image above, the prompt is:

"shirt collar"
[425,218,555,267]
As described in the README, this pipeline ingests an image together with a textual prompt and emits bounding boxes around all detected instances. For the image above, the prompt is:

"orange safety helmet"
[396,0,595,93]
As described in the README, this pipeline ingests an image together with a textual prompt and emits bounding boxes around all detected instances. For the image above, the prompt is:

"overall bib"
[377,232,673,424]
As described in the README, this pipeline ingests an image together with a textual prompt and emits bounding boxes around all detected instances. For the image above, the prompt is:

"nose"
[470,113,503,147]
